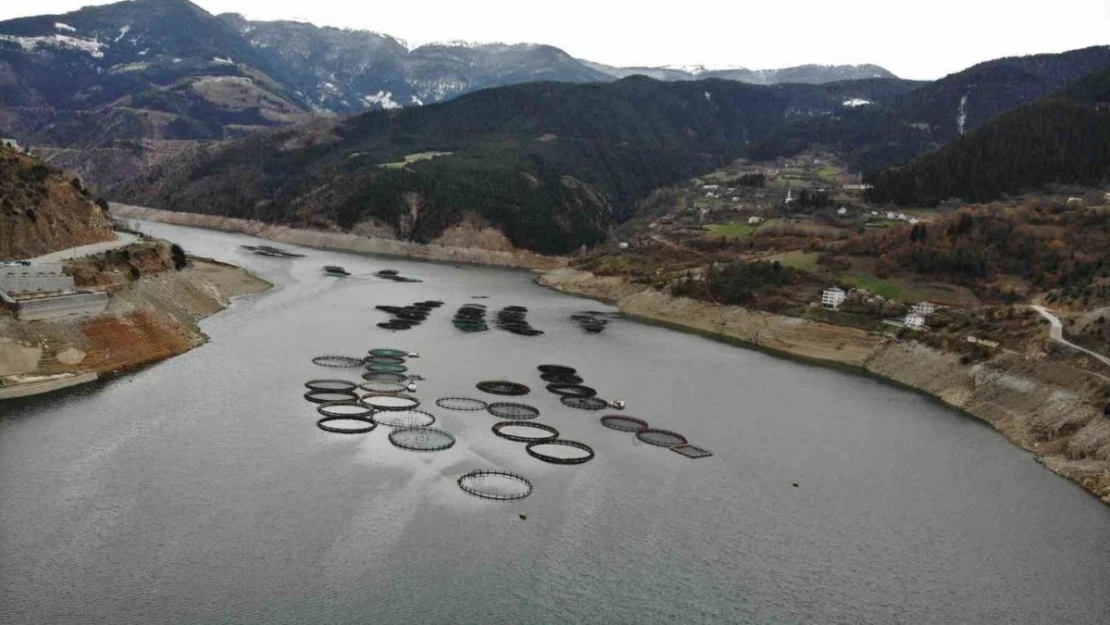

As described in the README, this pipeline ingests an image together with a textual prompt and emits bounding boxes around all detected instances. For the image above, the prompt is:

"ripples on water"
[1,222,1108,625]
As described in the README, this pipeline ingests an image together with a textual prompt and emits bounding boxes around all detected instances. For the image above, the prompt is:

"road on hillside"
[1031,305,1110,369]
[23,232,141,264]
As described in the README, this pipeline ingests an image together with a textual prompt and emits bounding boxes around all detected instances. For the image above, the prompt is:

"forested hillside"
[117,77,916,254]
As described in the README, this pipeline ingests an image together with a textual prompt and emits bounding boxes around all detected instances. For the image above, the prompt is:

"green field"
[842,275,902,299]
[380,151,453,170]
[705,223,756,237]
[771,250,820,272]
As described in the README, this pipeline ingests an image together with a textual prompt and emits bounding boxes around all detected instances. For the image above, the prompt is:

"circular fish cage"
[365,362,408,374]
[561,396,609,411]
[316,415,377,434]
[600,415,650,433]
[635,428,689,448]
[304,389,361,404]
[362,371,410,383]
[369,348,410,358]
[372,409,437,428]
[311,355,365,368]
[304,379,359,392]
[361,394,421,411]
[545,384,597,398]
[537,365,576,375]
[457,470,534,501]
[388,426,456,452]
[476,381,531,396]
[503,305,528,313]
[540,373,584,384]
[359,380,411,394]
[491,421,559,443]
[487,402,541,420]
[378,322,411,331]
[526,440,595,465]
[316,401,375,419]
[365,355,406,365]
[436,396,489,411]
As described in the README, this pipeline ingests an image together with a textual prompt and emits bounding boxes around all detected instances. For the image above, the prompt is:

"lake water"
[2,222,1108,625]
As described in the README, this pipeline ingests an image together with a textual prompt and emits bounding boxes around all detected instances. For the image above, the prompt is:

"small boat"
[324,265,351,276]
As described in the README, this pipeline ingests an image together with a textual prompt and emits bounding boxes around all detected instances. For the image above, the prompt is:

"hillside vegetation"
[0,145,114,260]
[116,77,917,254]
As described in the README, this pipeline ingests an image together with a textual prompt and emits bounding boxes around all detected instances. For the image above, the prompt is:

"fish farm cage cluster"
[570,311,610,334]
[537,365,622,412]
[240,244,305,258]
[453,303,489,333]
[376,269,422,283]
[495,306,544,336]
[598,414,712,459]
[375,300,444,331]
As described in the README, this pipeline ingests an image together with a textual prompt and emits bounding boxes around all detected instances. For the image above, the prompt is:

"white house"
[1067,197,1084,207]
[904,313,926,330]
[618,242,629,250]
[910,301,937,316]
[886,211,897,220]
[747,216,764,225]
[821,287,846,310]
[1,137,19,151]
[837,207,848,216]
[908,217,920,225]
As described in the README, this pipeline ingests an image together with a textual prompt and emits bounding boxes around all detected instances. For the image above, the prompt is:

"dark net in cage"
[312,355,365,368]
[359,380,411,394]
[365,362,407,373]
[635,428,689,448]
[361,394,420,411]
[670,444,714,459]
[316,401,375,419]
[526,440,596,465]
[599,415,650,433]
[365,354,406,365]
[362,371,409,383]
[369,348,410,358]
[546,384,597,398]
[457,470,534,501]
[487,402,540,420]
[540,372,584,384]
[373,409,437,428]
[436,396,489,411]
[316,415,377,434]
[476,380,531,396]
[491,421,560,443]
[304,379,359,392]
[537,364,576,375]
[388,426,456,452]
[561,396,609,411]
[304,389,361,404]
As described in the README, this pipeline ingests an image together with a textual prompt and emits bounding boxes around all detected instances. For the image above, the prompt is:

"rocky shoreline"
[0,258,271,399]
[538,268,1110,503]
[110,204,568,271]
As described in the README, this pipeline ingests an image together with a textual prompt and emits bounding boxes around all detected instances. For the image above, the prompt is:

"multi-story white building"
[911,302,937,316]
[821,287,846,310]
[904,313,926,329]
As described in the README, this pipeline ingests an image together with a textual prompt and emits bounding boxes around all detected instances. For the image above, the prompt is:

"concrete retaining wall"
[0,266,75,296]
[17,292,108,321]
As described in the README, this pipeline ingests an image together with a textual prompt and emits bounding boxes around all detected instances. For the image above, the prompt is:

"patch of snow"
[362,91,401,110]
[172,57,181,63]
[109,61,151,74]
[410,95,423,106]
[212,56,234,65]
[54,23,76,33]
[957,94,968,135]
[703,91,712,102]
[0,34,105,58]
[842,98,872,107]
[138,49,149,56]
[114,25,130,42]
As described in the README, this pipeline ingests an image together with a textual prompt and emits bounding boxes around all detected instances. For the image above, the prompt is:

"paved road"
[24,232,141,264]
[1031,305,1110,368]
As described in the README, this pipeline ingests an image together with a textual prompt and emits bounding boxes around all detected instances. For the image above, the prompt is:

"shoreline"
[0,258,272,400]
[110,204,569,271]
[538,268,1110,504]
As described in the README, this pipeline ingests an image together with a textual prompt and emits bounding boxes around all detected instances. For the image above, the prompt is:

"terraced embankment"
[539,268,1110,503]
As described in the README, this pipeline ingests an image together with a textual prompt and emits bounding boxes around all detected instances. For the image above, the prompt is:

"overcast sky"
[2,0,1108,79]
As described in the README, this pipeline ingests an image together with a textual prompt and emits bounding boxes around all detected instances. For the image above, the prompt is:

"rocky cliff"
[539,268,1110,503]
[0,145,113,260]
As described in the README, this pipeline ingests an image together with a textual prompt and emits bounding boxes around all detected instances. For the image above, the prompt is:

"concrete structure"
[821,287,846,310]
[904,313,926,329]
[0,264,75,296]
[1,137,19,151]
[15,292,108,321]
[911,301,937,316]
[966,336,1000,348]
[748,216,764,225]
